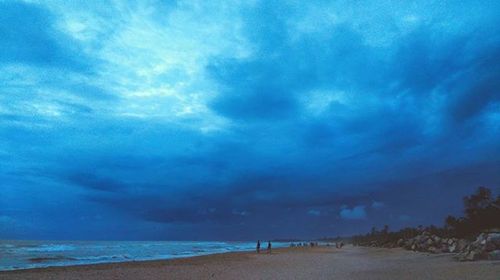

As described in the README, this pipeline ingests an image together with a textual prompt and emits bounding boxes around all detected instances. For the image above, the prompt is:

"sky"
[0,0,499,241]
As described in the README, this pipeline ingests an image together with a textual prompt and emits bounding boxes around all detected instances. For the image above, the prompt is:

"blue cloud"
[0,1,88,70]
[340,206,367,220]
[372,201,385,209]
[308,209,321,216]
[399,215,411,221]
[0,0,499,240]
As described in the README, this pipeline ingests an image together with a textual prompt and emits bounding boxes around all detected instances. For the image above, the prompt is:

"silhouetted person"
[267,241,272,254]
[256,240,261,253]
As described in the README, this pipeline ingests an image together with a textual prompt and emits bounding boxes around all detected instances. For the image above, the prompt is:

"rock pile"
[455,232,500,261]
[357,231,500,261]
[402,231,460,253]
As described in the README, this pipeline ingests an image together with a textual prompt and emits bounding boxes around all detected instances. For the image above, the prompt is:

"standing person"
[267,241,272,254]
[256,240,261,253]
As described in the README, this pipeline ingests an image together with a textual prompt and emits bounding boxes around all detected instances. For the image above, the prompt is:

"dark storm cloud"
[446,50,500,123]
[207,23,378,120]
[199,1,499,236]
[0,2,87,70]
[1,0,499,240]
[66,173,126,193]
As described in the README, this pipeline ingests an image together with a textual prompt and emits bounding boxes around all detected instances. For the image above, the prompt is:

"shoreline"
[0,240,291,272]
[0,247,263,272]
[1,246,499,280]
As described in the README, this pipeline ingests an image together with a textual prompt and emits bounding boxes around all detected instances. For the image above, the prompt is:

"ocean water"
[0,240,288,271]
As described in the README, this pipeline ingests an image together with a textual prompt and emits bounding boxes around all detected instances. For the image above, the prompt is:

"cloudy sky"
[1,0,499,240]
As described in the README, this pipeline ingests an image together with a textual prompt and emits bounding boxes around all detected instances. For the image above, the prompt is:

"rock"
[428,246,439,254]
[487,233,500,247]
[449,244,456,253]
[456,252,466,261]
[488,250,500,261]
[440,246,449,253]
[475,233,486,244]
[426,238,433,246]
[456,240,469,252]
[465,251,479,261]
[485,240,496,252]
[397,239,404,247]
[414,236,422,244]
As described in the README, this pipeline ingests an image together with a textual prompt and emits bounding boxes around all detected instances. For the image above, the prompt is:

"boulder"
[426,238,433,246]
[488,250,500,261]
[397,239,404,247]
[440,246,449,253]
[456,240,469,252]
[465,251,479,261]
[448,244,456,253]
[475,233,487,245]
[485,240,496,252]
[428,246,439,254]
[487,233,500,247]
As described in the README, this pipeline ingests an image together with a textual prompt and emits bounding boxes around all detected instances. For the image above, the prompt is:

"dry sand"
[1,245,499,280]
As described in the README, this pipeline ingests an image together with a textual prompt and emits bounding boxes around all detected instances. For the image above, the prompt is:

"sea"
[0,240,289,271]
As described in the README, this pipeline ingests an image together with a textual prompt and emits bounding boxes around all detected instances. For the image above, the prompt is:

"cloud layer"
[0,0,499,240]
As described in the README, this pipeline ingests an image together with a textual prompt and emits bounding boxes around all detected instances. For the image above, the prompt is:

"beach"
[1,245,499,280]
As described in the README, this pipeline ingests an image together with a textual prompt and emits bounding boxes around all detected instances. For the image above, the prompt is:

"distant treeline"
[352,187,500,244]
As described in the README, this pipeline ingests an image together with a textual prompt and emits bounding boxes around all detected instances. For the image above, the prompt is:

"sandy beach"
[1,245,499,280]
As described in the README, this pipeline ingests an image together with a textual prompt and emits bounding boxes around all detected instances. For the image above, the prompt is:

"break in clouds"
[0,0,499,240]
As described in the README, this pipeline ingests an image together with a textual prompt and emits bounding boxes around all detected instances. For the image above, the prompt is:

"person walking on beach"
[267,241,272,254]
[256,240,261,253]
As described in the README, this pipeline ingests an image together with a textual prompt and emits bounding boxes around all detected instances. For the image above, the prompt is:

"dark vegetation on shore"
[353,187,500,245]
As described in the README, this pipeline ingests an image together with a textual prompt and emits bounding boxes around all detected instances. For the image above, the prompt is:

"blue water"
[0,240,288,271]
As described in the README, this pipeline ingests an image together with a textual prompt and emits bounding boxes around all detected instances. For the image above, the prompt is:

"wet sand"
[1,245,499,280]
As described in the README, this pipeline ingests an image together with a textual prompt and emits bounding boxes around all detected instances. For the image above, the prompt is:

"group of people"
[290,242,318,247]
[256,240,272,253]
[255,240,343,254]
[289,241,344,248]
